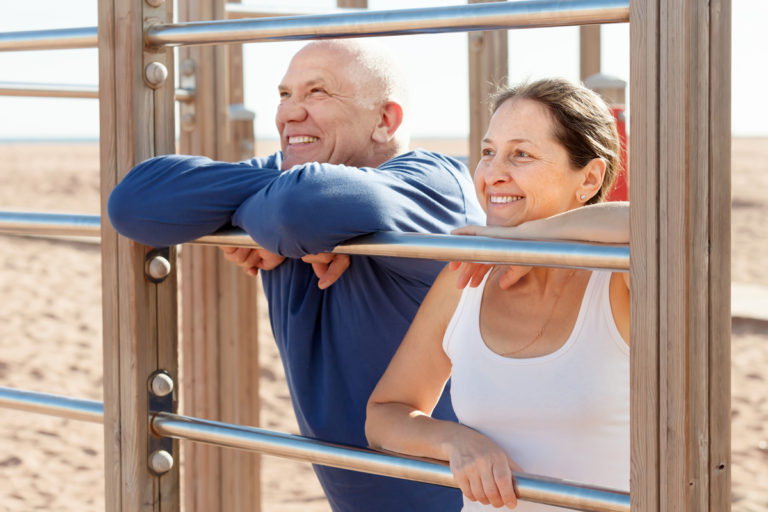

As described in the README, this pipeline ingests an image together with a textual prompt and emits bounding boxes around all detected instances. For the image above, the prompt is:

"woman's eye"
[514,150,531,159]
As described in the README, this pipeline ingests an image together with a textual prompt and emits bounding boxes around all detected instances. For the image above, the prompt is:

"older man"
[108,40,484,512]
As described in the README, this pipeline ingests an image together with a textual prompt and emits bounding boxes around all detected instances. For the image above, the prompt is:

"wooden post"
[98,0,179,510]
[579,25,601,81]
[629,0,731,510]
[467,0,508,173]
[177,1,261,511]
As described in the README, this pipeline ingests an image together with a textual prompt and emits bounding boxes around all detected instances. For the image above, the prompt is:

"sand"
[0,139,766,511]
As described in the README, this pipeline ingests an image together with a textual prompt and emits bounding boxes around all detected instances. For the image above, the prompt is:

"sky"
[0,0,765,140]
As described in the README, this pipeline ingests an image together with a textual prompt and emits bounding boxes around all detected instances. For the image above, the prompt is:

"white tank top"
[442,271,630,512]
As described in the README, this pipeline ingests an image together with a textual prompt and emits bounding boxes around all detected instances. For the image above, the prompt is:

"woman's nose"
[483,159,512,185]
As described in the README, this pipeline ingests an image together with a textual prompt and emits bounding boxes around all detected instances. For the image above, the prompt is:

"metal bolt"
[180,112,196,132]
[149,449,174,474]
[150,372,174,398]
[145,61,168,88]
[146,254,171,280]
[180,59,196,77]
[145,0,164,6]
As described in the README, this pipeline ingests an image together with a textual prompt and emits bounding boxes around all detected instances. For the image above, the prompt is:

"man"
[108,39,484,511]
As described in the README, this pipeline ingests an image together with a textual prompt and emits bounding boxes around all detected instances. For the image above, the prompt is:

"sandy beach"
[0,139,766,511]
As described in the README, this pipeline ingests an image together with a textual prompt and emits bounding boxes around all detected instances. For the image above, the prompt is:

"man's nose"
[276,97,308,124]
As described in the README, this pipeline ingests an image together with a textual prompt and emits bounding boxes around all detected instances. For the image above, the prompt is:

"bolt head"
[150,372,174,397]
[146,255,171,280]
[149,450,174,474]
[145,62,168,88]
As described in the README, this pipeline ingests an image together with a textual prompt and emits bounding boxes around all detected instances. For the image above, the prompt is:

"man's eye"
[481,148,494,157]
[310,88,327,95]
[278,91,290,100]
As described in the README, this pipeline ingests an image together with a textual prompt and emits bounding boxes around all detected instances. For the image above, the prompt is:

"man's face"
[276,45,382,170]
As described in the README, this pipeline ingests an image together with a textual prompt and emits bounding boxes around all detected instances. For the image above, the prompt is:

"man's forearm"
[108,154,281,247]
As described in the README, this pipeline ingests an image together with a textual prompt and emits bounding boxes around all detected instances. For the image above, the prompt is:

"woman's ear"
[371,101,404,143]
[577,157,607,202]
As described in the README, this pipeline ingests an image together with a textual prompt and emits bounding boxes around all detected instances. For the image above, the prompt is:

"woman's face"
[474,98,586,227]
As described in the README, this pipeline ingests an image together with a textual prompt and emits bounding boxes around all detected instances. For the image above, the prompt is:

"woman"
[365,78,630,511]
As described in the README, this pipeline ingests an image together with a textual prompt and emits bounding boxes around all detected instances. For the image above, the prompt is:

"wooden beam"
[99,0,179,510]
[177,1,261,511]
[629,0,731,509]
[467,0,508,173]
[579,25,601,81]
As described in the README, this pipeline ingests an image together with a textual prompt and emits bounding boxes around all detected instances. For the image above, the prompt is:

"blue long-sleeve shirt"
[108,149,485,512]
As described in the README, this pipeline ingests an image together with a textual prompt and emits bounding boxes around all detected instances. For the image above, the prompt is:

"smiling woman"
[366,77,630,511]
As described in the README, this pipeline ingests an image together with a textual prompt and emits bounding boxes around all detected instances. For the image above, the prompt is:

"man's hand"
[301,253,351,289]
[219,246,285,276]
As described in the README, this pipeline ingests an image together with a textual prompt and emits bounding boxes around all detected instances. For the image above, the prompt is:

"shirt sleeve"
[107,154,282,247]
[232,151,481,267]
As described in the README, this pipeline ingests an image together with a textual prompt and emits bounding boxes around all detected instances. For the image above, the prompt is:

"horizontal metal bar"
[0,211,629,270]
[0,385,629,511]
[0,211,102,238]
[0,27,97,52]
[0,82,194,102]
[0,386,103,423]
[0,82,98,98]
[226,5,366,20]
[153,412,629,512]
[147,0,629,48]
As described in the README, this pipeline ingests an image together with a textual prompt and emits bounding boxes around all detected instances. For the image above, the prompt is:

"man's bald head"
[297,40,409,112]
[275,40,410,169]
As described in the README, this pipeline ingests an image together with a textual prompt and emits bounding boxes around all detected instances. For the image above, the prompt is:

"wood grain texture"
[468,0,508,173]
[579,25,601,80]
[99,0,179,509]
[631,0,732,509]
[178,1,262,511]
[629,0,660,510]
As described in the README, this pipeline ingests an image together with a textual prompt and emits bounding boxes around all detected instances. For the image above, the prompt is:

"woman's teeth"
[490,195,523,204]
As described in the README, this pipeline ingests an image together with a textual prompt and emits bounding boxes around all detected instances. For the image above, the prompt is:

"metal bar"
[0,386,103,423]
[0,27,98,52]
[0,386,629,511]
[226,5,366,20]
[147,0,629,48]
[0,211,629,271]
[0,83,194,102]
[152,412,630,512]
[0,82,98,98]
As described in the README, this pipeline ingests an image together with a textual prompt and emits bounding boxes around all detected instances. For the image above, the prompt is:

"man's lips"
[287,135,319,145]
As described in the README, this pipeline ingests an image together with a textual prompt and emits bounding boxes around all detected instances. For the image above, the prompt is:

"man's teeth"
[490,195,523,204]
[288,136,318,145]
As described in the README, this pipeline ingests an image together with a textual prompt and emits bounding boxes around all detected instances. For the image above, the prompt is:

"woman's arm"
[366,266,520,509]
[454,201,629,243]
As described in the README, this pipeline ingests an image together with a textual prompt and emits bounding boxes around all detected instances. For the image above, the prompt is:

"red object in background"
[606,105,628,202]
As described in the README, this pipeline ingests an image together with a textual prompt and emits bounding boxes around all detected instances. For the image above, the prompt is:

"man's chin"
[282,150,326,170]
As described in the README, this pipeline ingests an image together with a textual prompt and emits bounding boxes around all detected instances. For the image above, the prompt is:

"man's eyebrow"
[278,78,327,92]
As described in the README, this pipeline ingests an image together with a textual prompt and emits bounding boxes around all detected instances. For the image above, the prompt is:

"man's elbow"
[106,187,156,246]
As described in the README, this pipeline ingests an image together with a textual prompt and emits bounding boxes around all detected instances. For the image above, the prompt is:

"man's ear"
[577,157,607,202]
[371,101,404,143]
